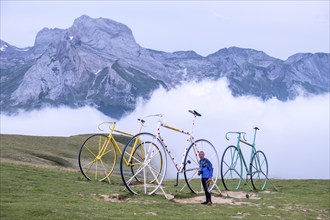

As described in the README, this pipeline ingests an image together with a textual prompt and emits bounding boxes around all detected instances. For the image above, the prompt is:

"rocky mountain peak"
[0,15,329,119]
[210,47,276,60]
[285,53,313,64]
[34,27,65,47]
[66,15,139,58]
[171,50,203,59]
[0,40,16,53]
[72,15,133,36]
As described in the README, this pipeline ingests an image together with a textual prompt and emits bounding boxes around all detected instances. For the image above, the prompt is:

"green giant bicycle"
[220,127,268,190]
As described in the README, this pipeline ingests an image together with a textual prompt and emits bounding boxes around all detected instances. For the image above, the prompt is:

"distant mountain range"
[1,15,329,119]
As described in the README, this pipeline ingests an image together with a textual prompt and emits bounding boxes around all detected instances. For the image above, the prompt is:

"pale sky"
[1,0,329,60]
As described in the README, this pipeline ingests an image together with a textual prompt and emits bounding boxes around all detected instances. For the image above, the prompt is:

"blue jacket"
[199,158,213,179]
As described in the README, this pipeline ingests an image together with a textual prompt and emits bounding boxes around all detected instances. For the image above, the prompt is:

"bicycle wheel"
[220,145,243,190]
[250,150,268,190]
[120,132,167,195]
[130,141,163,183]
[183,139,219,194]
[78,134,116,181]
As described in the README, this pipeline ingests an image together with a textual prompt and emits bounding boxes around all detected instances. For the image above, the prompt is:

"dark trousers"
[201,178,211,202]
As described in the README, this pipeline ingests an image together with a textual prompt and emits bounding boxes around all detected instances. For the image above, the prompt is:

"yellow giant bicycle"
[78,120,162,183]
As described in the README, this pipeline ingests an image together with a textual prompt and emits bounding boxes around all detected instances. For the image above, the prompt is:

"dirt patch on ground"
[96,194,132,203]
[173,191,259,205]
[221,191,260,200]
[174,195,233,204]
[96,191,259,206]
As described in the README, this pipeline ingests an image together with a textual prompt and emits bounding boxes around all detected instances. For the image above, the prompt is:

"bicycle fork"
[173,159,191,187]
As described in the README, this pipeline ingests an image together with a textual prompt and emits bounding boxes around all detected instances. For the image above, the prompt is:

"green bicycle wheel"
[220,145,243,190]
[250,150,268,190]
[78,134,116,181]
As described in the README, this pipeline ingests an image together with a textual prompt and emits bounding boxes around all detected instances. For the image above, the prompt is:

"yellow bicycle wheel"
[78,134,116,181]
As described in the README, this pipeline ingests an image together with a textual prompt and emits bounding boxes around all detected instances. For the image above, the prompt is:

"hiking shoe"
[201,201,208,205]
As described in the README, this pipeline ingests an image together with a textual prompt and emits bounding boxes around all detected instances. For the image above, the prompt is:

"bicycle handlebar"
[137,114,164,127]
[225,131,247,141]
[139,110,201,131]
[98,122,116,131]
[138,118,145,124]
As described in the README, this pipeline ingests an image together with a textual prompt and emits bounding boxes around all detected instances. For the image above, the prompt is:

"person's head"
[199,151,205,160]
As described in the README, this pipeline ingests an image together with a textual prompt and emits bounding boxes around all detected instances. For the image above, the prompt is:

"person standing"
[198,151,213,205]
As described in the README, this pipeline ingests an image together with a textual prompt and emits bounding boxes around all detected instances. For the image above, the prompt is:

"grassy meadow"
[0,134,329,219]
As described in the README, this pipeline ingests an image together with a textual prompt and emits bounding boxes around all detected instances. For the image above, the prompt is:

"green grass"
[0,134,329,219]
[0,134,89,169]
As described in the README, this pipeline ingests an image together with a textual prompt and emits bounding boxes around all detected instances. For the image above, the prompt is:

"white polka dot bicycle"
[119,110,220,195]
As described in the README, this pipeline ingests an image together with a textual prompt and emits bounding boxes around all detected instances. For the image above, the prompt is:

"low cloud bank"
[1,106,110,136]
[1,79,329,179]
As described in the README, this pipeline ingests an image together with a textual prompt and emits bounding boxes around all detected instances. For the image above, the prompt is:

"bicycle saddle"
[188,110,202,117]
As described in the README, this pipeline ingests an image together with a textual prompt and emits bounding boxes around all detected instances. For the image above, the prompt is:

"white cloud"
[1,79,329,179]
[119,80,330,179]
[0,106,111,136]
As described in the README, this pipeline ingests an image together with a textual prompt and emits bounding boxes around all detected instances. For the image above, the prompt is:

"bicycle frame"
[139,112,207,190]
[130,113,197,172]
[226,127,259,177]
[97,121,145,167]
[156,115,197,174]
[120,111,220,195]
[221,127,269,191]
[79,119,150,184]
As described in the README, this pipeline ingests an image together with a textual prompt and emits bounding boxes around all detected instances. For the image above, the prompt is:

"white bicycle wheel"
[120,132,167,195]
[183,139,219,194]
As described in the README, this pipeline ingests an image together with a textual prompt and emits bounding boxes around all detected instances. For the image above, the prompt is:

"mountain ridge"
[1,15,329,118]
